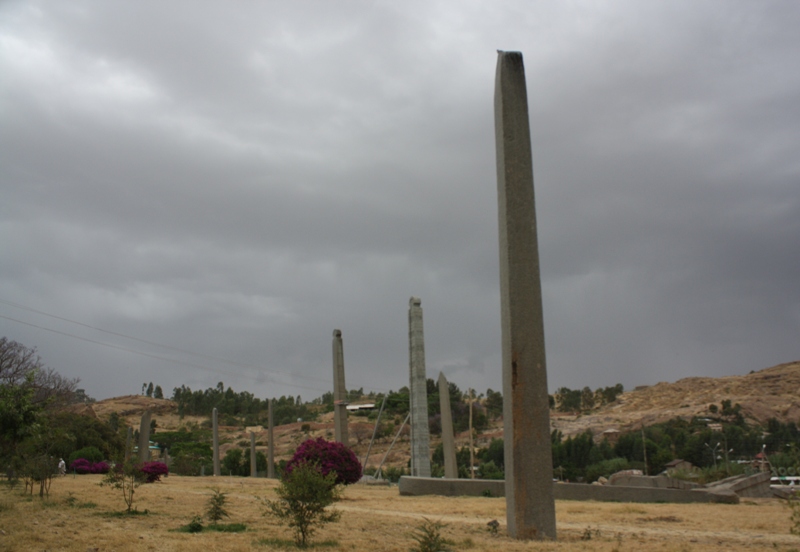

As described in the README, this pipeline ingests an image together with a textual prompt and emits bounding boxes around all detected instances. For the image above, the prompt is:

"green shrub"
[68,446,104,465]
[477,460,504,480]
[264,461,342,547]
[206,488,230,524]
[585,457,630,483]
[187,515,204,533]
[100,458,146,513]
[410,518,454,552]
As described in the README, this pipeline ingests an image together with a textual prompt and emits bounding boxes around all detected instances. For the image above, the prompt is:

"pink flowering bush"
[69,458,110,474]
[138,461,168,483]
[70,458,92,474]
[90,461,110,474]
[285,437,362,485]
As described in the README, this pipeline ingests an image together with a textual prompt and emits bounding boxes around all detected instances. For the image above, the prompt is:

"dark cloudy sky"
[1,1,798,402]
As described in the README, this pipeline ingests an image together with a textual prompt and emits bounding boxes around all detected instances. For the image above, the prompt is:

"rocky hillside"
[77,360,800,468]
[552,360,800,438]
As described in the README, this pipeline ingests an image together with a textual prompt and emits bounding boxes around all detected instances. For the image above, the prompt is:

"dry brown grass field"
[1,475,798,552]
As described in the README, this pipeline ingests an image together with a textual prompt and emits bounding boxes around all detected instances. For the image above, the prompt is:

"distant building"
[346,403,375,412]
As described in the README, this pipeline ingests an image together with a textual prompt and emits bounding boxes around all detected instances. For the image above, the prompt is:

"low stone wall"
[398,477,738,504]
[608,474,701,490]
[399,477,505,498]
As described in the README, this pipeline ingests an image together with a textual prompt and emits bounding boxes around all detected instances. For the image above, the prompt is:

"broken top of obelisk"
[408,297,431,477]
[495,50,557,540]
[332,329,348,444]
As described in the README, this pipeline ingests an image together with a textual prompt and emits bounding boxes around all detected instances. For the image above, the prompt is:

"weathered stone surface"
[212,407,220,476]
[608,474,701,490]
[438,372,458,479]
[408,297,431,477]
[250,431,257,478]
[332,329,348,444]
[267,398,275,479]
[138,410,151,463]
[495,50,556,539]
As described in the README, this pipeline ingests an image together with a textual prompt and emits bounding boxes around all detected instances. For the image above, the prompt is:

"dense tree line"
[1,337,125,493]
[553,383,624,413]
[457,411,800,484]
[170,384,316,426]
[377,379,490,435]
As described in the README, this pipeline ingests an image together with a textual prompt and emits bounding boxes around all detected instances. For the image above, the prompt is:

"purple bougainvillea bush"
[138,461,169,483]
[89,461,110,474]
[70,458,92,474]
[69,459,111,474]
[285,437,362,485]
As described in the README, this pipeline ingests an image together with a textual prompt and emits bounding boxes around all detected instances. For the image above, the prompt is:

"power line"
[0,297,334,385]
[0,314,331,395]
[0,298,395,394]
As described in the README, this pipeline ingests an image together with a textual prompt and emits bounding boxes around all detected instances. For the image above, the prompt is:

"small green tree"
[0,371,40,460]
[264,461,342,547]
[410,518,454,552]
[206,487,230,524]
[222,448,243,475]
[101,458,146,513]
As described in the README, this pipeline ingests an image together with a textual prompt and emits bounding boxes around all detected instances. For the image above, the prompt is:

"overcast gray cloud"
[1,0,798,401]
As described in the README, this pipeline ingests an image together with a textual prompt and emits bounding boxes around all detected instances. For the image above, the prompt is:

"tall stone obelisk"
[437,372,458,479]
[138,410,151,463]
[408,297,431,477]
[332,329,348,444]
[250,431,257,477]
[495,50,556,539]
[267,398,275,479]
[212,407,220,476]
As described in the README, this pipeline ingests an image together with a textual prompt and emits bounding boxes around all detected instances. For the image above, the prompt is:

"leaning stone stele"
[438,372,458,479]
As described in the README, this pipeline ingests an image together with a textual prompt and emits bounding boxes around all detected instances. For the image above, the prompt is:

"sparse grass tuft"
[179,515,204,533]
[102,507,150,517]
[206,523,247,532]
[789,496,800,536]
